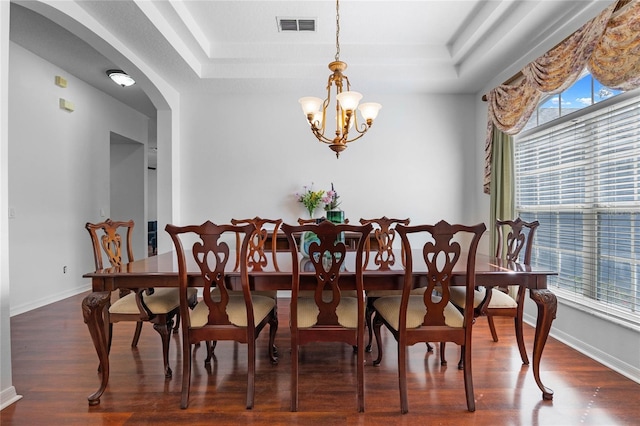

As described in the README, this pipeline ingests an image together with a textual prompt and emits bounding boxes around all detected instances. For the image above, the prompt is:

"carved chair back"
[495,218,540,265]
[282,220,372,328]
[86,218,135,269]
[231,217,282,271]
[166,221,255,330]
[396,220,486,332]
[359,217,410,270]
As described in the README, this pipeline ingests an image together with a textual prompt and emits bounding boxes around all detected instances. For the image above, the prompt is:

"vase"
[325,210,345,246]
[326,210,344,224]
[299,230,320,258]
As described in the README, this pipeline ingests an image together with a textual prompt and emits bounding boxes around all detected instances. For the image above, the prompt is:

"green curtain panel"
[489,125,515,255]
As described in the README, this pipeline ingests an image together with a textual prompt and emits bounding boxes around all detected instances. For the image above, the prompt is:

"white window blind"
[515,91,640,326]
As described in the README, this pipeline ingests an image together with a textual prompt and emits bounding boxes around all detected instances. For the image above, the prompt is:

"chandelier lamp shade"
[298,0,381,158]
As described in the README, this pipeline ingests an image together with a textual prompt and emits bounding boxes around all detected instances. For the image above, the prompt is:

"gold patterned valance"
[588,1,640,90]
[484,0,640,194]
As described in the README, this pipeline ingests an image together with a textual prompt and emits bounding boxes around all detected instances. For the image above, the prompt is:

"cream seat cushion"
[189,294,276,328]
[299,290,358,298]
[373,294,464,330]
[366,287,427,298]
[212,286,277,300]
[449,287,517,309]
[110,287,197,314]
[295,296,360,328]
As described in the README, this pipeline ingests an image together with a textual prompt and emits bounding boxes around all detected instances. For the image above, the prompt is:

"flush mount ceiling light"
[106,69,135,87]
[298,0,381,158]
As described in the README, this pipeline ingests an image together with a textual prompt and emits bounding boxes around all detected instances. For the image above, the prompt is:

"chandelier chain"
[335,0,340,61]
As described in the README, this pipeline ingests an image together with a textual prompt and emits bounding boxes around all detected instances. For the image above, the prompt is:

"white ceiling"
[10,0,614,118]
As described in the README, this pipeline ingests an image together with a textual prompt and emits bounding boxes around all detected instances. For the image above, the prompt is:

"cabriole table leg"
[81,291,111,406]
[529,288,557,400]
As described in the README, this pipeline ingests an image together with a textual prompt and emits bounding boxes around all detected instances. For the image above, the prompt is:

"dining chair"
[297,216,356,299]
[449,217,539,367]
[86,219,197,378]
[165,221,277,409]
[282,220,373,412]
[359,217,423,354]
[371,220,486,413]
[221,216,280,364]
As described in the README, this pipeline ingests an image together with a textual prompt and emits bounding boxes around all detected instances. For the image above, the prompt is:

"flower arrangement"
[296,184,325,218]
[323,182,341,211]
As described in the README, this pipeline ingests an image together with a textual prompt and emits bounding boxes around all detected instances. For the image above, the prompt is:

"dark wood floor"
[3,291,639,425]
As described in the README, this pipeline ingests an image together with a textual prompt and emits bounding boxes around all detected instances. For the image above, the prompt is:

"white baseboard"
[523,313,640,384]
[0,386,22,410]
[10,283,91,317]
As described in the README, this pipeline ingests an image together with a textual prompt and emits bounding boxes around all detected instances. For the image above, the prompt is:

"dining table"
[82,248,558,406]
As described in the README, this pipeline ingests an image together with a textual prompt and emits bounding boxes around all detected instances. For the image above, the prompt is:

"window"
[515,79,639,327]
[522,72,623,132]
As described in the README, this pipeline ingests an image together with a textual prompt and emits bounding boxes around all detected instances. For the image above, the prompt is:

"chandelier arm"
[311,127,337,145]
[343,131,368,145]
[352,119,372,136]
[343,75,351,91]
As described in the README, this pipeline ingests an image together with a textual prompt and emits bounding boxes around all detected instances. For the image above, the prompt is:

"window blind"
[515,92,640,326]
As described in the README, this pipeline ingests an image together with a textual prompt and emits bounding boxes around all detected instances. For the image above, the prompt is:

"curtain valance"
[484,0,640,194]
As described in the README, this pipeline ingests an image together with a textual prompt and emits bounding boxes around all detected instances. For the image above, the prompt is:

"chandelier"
[298,0,381,158]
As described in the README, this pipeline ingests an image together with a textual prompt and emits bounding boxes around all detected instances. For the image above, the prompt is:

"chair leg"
[172,313,181,334]
[180,333,192,409]
[291,342,299,412]
[487,315,499,342]
[461,343,476,412]
[514,315,529,365]
[107,322,114,356]
[372,314,384,366]
[440,342,447,366]
[131,321,143,347]
[247,340,256,409]
[398,342,408,414]
[357,333,365,413]
[153,318,173,378]
[365,298,375,352]
[268,309,279,364]
[205,341,217,365]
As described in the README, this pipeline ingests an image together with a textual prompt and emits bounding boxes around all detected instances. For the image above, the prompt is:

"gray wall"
[7,42,150,314]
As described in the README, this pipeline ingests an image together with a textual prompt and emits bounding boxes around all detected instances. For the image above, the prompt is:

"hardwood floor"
[3,291,639,425]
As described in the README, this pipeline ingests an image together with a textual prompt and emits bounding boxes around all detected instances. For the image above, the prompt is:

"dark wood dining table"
[82,249,558,406]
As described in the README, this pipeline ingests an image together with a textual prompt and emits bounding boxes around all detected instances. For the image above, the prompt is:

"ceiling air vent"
[277,17,316,32]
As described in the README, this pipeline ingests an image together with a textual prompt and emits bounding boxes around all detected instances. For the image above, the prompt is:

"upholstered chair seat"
[110,288,198,315]
[296,296,359,328]
[373,294,464,330]
[449,287,518,310]
[365,287,427,298]
[190,293,276,328]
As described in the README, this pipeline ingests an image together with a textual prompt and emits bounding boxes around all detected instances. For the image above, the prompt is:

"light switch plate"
[59,98,74,112]
[55,76,67,88]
